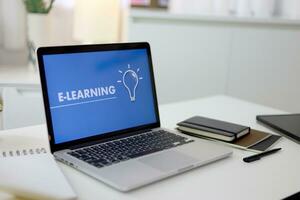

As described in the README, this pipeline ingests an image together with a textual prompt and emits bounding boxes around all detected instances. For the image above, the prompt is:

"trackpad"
[139,150,197,172]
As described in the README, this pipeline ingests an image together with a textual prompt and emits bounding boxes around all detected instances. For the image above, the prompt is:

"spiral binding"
[1,148,47,157]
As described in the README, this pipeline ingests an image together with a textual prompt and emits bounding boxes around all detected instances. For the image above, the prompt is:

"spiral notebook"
[0,125,77,200]
[0,125,50,157]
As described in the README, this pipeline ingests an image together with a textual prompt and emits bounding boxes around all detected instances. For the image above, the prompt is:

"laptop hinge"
[69,128,153,150]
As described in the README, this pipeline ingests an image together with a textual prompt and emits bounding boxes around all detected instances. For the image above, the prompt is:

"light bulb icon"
[123,70,138,101]
[118,64,143,102]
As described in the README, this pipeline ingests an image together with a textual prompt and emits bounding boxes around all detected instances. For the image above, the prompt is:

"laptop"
[37,42,232,192]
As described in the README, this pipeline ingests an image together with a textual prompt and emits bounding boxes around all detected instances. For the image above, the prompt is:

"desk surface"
[1,95,299,200]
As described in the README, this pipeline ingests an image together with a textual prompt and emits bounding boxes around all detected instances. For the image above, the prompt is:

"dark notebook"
[248,134,281,152]
[257,114,300,144]
[179,128,281,152]
[177,116,250,141]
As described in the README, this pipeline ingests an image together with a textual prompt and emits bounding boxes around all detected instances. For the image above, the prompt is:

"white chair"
[2,87,45,130]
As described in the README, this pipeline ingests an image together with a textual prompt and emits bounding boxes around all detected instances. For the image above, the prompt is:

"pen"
[243,148,282,163]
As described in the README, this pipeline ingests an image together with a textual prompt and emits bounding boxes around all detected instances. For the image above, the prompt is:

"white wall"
[227,25,300,112]
[129,18,232,104]
[128,10,300,112]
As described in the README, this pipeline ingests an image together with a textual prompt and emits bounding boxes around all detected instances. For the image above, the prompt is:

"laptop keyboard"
[67,130,194,168]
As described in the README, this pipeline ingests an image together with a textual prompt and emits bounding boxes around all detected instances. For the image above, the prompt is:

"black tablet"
[257,114,300,144]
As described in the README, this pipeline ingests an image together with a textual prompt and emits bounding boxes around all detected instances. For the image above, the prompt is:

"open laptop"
[37,42,232,192]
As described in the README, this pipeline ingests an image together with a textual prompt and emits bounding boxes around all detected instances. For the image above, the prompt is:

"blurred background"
[0,0,300,130]
[2,0,300,66]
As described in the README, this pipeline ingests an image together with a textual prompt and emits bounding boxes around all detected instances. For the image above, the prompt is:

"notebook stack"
[177,116,281,152]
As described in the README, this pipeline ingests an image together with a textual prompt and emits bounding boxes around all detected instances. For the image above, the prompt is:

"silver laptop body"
[37,42,232,192]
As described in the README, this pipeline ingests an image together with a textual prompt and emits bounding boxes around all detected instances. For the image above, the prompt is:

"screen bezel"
[37,42,160,152]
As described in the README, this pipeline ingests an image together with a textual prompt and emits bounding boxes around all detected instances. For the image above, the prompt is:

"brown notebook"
[234,129,270,148]
[179,128,277,152]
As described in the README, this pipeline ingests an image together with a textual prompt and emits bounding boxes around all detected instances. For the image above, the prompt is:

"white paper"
[0,154,77,200]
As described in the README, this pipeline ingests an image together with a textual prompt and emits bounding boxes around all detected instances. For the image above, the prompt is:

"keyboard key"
[67,130,194,168]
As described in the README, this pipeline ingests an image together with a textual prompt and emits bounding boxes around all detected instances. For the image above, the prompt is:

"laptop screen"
[42,48,158,144]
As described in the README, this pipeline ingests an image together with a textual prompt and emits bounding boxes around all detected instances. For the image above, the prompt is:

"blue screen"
[43,49,157,144]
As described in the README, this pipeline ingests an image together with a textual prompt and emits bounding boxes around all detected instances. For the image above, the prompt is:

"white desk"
[1,95,299,200]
